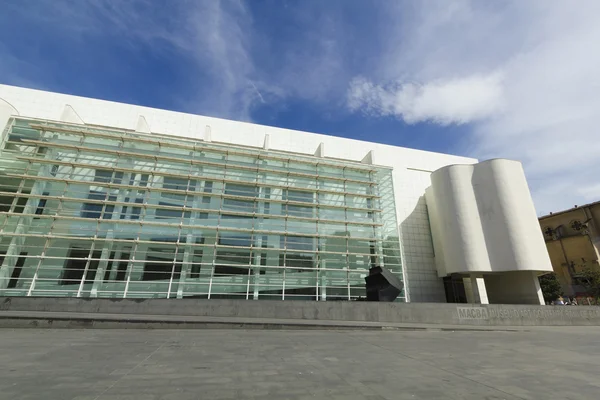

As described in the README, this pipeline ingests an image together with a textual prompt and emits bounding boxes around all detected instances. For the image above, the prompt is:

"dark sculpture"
[364,266,403,302]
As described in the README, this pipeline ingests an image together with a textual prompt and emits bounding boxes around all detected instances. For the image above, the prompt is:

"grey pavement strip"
[1,327,599,399]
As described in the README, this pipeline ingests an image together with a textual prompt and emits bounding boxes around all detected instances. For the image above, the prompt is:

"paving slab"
[1,327,599,400]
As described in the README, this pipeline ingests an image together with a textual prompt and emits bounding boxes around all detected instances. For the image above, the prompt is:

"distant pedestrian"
[554,297,564,305]
[570,297,578,306]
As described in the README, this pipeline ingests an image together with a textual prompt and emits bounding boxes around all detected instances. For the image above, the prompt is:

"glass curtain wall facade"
[0,118,403,300]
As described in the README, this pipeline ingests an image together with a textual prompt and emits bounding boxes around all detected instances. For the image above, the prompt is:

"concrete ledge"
[1,297,600,326]
[0,311,527,331]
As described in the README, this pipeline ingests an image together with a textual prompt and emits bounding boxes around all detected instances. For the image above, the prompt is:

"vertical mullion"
[315,253,320,301]
[76,240,98,297]
[343,169,350,300]
[166,237,181,299]
[26,237,52,296]
[122,160,156,298]
[346,253,351,301]
[207,238,216,300]
[246,256,252,300]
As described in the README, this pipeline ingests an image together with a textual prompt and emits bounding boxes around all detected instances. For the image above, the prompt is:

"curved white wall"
[426,159,552,276]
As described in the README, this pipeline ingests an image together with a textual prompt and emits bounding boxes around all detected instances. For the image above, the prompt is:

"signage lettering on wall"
[457,306,600,321]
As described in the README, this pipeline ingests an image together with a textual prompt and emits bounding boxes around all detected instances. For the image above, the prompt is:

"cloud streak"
[1,0,258,119]
[1,0,355,122]
[347,73,503,125]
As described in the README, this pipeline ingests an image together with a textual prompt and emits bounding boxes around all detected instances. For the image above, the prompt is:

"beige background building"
[539,201,600,297]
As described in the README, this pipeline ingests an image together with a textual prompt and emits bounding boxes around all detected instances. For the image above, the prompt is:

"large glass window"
[60,248,101,285]
[0,117,402,301]
[94,169,124,184]
[161,177,196,201]
[223,183,258,213]
[284,189,314,218]
[142,247,182,281]
[81,191,117,219]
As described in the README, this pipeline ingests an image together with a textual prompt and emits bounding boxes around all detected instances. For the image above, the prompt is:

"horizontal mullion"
[0,211,379,242]
[0,232,380,257]
[0,191,381,227]
[18,156,379,199]
[20,138,376,185]
[27,122,379,173]
[0,234,209,250]
[4,255,371,267]
[6,173,381,213]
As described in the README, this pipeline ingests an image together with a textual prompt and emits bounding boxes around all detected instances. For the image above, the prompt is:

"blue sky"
[1,0,599,215]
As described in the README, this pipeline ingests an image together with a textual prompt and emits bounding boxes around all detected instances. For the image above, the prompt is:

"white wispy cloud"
[1,0,259,120]
[93,0,259,120]
[1,0,350,121]
[347,73,504,125]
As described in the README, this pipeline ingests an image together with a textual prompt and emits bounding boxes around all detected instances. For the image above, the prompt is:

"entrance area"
[443,274,467,303]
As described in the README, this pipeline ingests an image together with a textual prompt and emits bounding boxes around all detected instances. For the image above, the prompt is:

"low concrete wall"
[2,297,600,326]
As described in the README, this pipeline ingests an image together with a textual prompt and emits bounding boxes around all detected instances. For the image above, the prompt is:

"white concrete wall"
[398,170,446,302]
[0,84,478,302]
[426,159,553,277]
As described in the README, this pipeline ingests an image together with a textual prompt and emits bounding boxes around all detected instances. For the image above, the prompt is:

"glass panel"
[0,118,402,301]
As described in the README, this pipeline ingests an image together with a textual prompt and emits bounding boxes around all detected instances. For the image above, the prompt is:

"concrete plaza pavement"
[0,327,598,400]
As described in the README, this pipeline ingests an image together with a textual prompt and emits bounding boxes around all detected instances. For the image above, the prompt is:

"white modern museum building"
[0,84,552,304]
